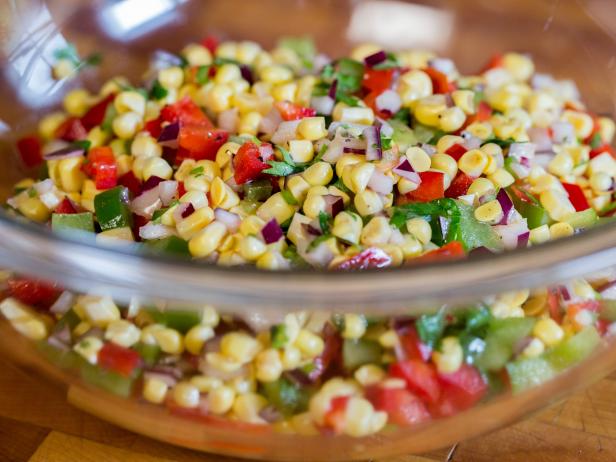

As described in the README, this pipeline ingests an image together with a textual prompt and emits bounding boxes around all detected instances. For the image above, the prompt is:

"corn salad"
[4,37,616,437]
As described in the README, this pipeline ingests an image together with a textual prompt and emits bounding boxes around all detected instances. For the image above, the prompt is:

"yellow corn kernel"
[182,173,210,193]
[533,318,565,347]
[202,83,233,113]
[435,135,463,153]
[488,85,525,113]
[361,216,392,246]
[521,337,545,358]
[280,346,302,370]
[350,43,382,61]
[302,162,333,187]
[339,107,375,126]
[413,95,447,126]
[482,154,498,175]
[599,117,616,144]
[549,222,574,239]
[474,200,504,224]
[220,332,262,363]
[184,324,215,355]
[100,77,130,97]
[17,196,50,222]
[233,393,268,423]
[378,330,399,349]
[397,178,419,195]
[215,142,241,168]
[432,336,463,374]
[58,157,86,193]
[297,117,328,141]
[271,82,298,102]
[354,364,386,387]
[288,140,314,163]
[332,211,362,244]
[236,41,261,65]
[547,151,574,177]
[256,251,286,270]
[465,178,493,198]
[286,175,311,204]
[397,70,433,106]
[237,111,262,136]
[346,162,375,194]
[207,385,235,415]
[210,177,240,210]
[452,90,475,114]
[115,91,146,116]
[176,206,214,240]
[180,191,209,210]
[105,320,141,348]
[216,41,238,59]
[458,149,488,177]
[96,227,134,243]
[153,327,184,355]
[405,147,431,172]
[334,154,363,178]
[256,348,284,382]
[431,153,458,179]
[257,192,297,224]
[112,112,143,139]
[143,377,169,404]
[181,43,212,66]
[502,53,535,81]
[190,375,222,393]
[588,172,612,193]
[406,217,432,245]
[64,89,91,116]
[588,152,616,178]
[342,314,367,340]
[295,329,325,358]
[540,189,576,221]
[130,135,162,159]
[344,396,387,437]
[173,382,200,408]
[561,110,594,139]
[53,58,75,80]
[239,234,267,261]
[260,64,293,84]
[0,298,49,341]
[466,121,493,140]
[439,106,466,132]
[239,215,266,236]
[74,336,104,364]
[399,234,423,258]
[489,168,515,188]
[212,63,240,84]
[38,112,66,139]
[142,157,173,181]
[86,126,109,148]
[529,224,550,245]
[354,190,383,216]
[189,221,228,258]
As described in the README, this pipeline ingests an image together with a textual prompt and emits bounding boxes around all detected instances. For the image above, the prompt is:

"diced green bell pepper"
[144,236,190,257]
[94,186,132,231]
[54,309,81,334]
[563,208,597,230]
[506,356,555,393]
[544,326,600,372]
[342,339,382,371]
[477,317,535,371]
[244,179,273,202]
[36,341,82,370]
[506,188,550,229]
[389,119,418,152]
[52,212,95,233]
[80,361,136,397]
[260,377,311,417]
[133,342,161,366]
[145,308,202,334]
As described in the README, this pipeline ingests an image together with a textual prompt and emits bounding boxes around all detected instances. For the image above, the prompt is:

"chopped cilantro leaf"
[281,189,298,205]
[189,166,205,177]
[270,324,289,348]
[53,43,102,71]
[481,138,517,149]
[589,132,603,149]
[196,65,210,85]
[318,211,331,234]
[416,310,445,348]
[263,161,296,177]
[27,188,37,198]
[308,233,332,250]
[150,79,168,100]
[278,36,316,69]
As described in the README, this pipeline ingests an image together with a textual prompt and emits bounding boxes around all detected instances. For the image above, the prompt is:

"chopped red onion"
[559,285,571,301]
[271,120,301,145]
[393,159,421,183]
[528,127,553,153]
[151,50,183,70]
[43,145,85,160]
[368,169,394,195]
[551,121,575,145]
[131,187,162,219]
[311,96,335,116]
[343,147,366,154]
[157,122,180,148]
[364,126,382,160]
[517,231,530,248]
[302,223,322,236]
[364,50,387,67]
[139,222,175,240]
[429,58,456,76]
[217,109,239,133]
[493,220,529,250]
[509,162,530,179]
[376,90,402,114]
[421,143,437,156]
[142,176,164,192]
[322,138,344,163]
[261,218,284,244]
[322,194,343,217]
[300,240,335,268]
[239,64,253,85]
[258,143,274,162]
[496,189,514,225]
[376,118,394,137]
[214,208,241,232]
[158,180,178,206]
[508,142,535,160]
[144,371,178,388]
[181,203,195,219]
[328,79,338,99]
[461,133,482,150]
[314,53,332,71]
[50,291,75,315]
[259,108,283,136]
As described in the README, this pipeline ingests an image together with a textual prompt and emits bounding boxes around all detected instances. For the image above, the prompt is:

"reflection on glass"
[347,1,454,51]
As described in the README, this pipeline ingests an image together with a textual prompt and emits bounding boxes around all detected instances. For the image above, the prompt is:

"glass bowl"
[1,0,616,460]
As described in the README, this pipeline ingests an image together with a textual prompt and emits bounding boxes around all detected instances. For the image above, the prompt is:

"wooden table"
[1,357,616,462]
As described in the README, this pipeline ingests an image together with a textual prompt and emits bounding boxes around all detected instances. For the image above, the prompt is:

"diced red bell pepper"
[390,359,441,404]
[445,172,474,198]
[561,182,590,212]
[118,171,142,197]
[362,68,394,94]
[97,342,142,377]
[274,101,317,121]
[547,288,563,324]
[233,141,269,184]
[178,125,229,161]
[177,181,187,198]
[55,117,88,142]
[80,93,115,131]
[335,247,393,270]
[54,197,78,214]
[590,144,616,160]
[200,35,219,54]
[160,97,214,128]
[7,278,61,309]
[566,300,600,331]
[411,241,466,264]
[323,395,349,433]
[460,101,493,132]
[398,171,445,204]
[145,116,163,139]
[83,146,118,190]
[397,325,432,362]
[583,115,602,145]
[366,386,430,426]
[424,67,456,94]
[480,53,504,73]
[308,323,343,382]
[445,143,467,161]
[433,364,487,417]
[16,135,43,168]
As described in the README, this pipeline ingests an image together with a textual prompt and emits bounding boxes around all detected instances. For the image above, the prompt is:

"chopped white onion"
[131,187,162,219]
[173,202,191,223]
[311,96,335,115]
[217,108,239,133]
[368,169,394,195]
[551,121,576,145]
[484,68,514,88]
[139,222,176,240]
[528,127,553,153]
[322,138,345,163]
[509,162,530,179]
[493,219,529,250]
[258,108,283,135]
[33,179,54,195]
[158,181,178,206]
[271,120,301,144]
[509,142,535,160]
[429,58,457,76]
[375,90,402,114]
[50,291,75,315]
[39,191,61,210]
[214,208,241,232]
[328,122,370,138]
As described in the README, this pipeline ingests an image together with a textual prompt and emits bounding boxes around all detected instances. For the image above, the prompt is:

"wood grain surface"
[1,357,616,462]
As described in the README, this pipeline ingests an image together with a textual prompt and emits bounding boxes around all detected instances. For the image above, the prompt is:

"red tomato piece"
[323,395,349,433]
[83,146,118,190]
[55,117,88,142]
[411,241,466,264]
[398,171,445,204]
[390,359,441,404]
[480,53,504,73]
[397,325,432,362]
[98,342,142,377]
[54,197,78,214]
[366,386,431,426]
[80,93,115,131]
[561,182,590,212]
[177,181,187,198]
[362,68,394,94]
[363,91,393,120]
[145,117,163,139]
[200,35,219,54]
[546,288,563,324]
[7,278,61,309]
[335,247,393,270]
[274,101,317,121]
[445,143,467,161]
[118,171,142,197]
[178,125,229,161]
[434,364,487,417]
[424,67,455,94]
[446,172,474,198]
[233,141,269,184]
[16,135,43,168]
[161,97,214,128]
[308,323,343,382]
[590,144,616,160]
